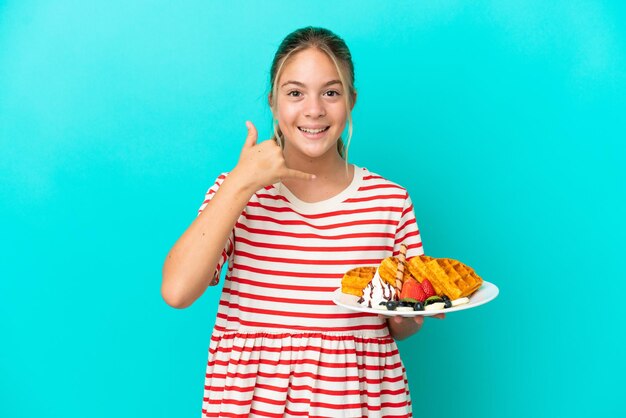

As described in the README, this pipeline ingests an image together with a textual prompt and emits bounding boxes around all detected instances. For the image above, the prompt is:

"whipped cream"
[359,269,397,308]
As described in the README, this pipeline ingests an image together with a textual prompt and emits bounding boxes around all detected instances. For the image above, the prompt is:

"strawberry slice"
[421,279,436,298]
[400,279,427,302]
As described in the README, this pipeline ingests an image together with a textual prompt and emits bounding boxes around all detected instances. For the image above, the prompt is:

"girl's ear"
[268,93,273,108]
[351,91,358,110]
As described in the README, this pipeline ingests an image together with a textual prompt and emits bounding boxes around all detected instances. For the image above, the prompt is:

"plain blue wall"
[1,1,624,417]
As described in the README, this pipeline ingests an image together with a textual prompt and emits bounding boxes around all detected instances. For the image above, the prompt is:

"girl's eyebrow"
[280,80,342,88]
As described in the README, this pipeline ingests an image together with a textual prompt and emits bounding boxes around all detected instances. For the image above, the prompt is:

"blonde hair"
[269,27,357,162]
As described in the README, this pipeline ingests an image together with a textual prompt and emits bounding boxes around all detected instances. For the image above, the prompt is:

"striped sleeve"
[197,173,234,286]
[395,191,424,259]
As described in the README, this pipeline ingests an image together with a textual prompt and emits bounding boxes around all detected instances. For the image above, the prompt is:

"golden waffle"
[378,257,415,286]
[407,256,483,300]
[341,266,377,297]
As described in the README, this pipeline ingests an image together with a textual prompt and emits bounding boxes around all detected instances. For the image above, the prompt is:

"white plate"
[332,281,499,317]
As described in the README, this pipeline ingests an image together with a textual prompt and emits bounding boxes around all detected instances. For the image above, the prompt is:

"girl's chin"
[284,138,339,157]
[295,142,339,157]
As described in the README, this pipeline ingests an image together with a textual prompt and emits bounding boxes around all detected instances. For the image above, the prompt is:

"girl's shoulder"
[358,166,409,195]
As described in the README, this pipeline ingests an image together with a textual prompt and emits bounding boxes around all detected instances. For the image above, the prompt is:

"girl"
[162,26,443,418]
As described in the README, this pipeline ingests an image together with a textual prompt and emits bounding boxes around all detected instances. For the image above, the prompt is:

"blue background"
[1,1,625,417]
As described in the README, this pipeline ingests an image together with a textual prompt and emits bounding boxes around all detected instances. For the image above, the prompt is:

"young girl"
[162,26,443,418]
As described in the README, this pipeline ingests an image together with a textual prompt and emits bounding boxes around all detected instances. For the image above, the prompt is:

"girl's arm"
[161,122,315,308]
[161,170,256,308]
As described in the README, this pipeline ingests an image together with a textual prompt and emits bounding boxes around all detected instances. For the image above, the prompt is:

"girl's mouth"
[298,126,330,134]
[298,126,330,140]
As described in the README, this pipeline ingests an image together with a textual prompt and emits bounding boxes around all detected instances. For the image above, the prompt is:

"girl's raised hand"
[232,121,316,192]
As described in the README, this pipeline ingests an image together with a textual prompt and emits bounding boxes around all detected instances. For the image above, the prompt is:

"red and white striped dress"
[199,166,424,418]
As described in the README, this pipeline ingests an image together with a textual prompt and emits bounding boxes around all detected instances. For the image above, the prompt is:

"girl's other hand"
[232,121,316,192]
[386,313,446,341]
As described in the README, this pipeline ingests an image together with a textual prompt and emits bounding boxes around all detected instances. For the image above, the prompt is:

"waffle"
[406,256,483,300]
[341,266,377,297]
[378,256,415,287]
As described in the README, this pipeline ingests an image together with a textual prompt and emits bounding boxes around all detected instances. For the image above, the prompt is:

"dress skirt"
[201,331,412,418]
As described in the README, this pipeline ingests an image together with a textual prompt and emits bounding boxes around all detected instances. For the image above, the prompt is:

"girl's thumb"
[244,121,258,148]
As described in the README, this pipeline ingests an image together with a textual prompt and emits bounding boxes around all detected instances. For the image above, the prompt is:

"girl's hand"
[386,313,446,341]
[231,121,315,192]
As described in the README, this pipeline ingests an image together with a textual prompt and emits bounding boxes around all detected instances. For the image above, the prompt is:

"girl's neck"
[281,148,354,203]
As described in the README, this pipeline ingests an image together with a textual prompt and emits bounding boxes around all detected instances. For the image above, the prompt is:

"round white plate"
[332,281,499,317]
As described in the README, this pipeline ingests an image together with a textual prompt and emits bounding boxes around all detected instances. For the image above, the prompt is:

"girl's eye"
[325,90,341,97]
[287,91,302,97]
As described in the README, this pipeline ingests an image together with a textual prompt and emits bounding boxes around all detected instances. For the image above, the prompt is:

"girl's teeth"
[300,127,327,134]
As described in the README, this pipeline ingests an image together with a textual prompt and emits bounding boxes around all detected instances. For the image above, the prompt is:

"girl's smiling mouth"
[298,126,330,136]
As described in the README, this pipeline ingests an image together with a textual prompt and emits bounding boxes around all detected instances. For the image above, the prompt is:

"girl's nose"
[304,96,326,118]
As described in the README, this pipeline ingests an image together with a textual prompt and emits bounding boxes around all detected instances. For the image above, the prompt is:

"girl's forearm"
[161,170,255,308]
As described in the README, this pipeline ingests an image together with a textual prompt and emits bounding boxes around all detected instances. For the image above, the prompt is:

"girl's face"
[274,48,349,163]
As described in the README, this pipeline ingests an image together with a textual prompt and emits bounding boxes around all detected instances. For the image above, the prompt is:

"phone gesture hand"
[234,121,315,191]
